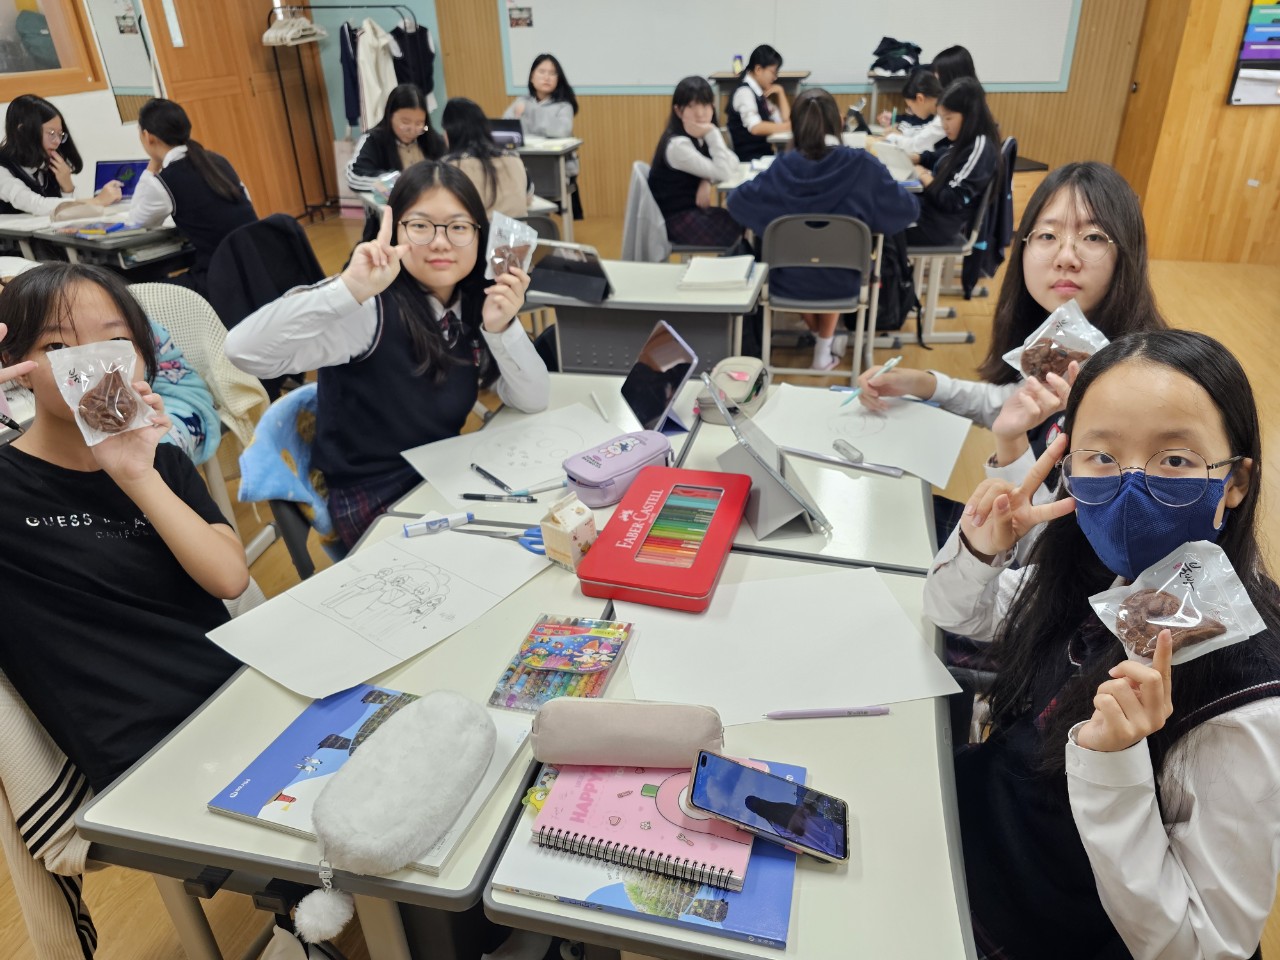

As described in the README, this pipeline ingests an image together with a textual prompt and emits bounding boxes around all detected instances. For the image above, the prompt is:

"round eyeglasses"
[1060,448,1243,507]
[398,219,480,247]
[1023,229,1116,263]
[44,129,68,145]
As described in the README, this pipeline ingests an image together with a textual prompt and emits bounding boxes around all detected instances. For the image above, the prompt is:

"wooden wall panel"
[1111,0,1192,199]
[1117,0,1280,265]
[437,0,1146,220]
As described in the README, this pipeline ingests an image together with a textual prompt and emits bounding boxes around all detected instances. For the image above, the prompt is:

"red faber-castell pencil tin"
[576,465,751,613]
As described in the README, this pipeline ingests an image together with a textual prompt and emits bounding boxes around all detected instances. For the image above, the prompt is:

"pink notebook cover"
[530,764,755,890]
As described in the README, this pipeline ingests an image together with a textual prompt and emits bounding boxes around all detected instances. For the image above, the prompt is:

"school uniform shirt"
[502,96,579,177]
[884,114,946,155]
[448,153,529,219]
[0,443,240,793]
[648,127,738,219]
[726,144,919,300]
[225,276,549,487]
[923,527,1280,959]
[727,75,781,161]
[910,134,998,244]
[0,159,70,216]
[345,126,446,192]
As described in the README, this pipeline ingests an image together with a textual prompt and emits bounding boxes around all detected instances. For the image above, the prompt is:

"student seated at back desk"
[443,97,529,219]
[907,77,999,247]
[647,76,742,249]
[0,94,121,217]
[503,54,583,219]
[931,44,979,89]
[727,45,792,162]
[879,69,946,156]
[127,98,257,295]
[728,89,918,371]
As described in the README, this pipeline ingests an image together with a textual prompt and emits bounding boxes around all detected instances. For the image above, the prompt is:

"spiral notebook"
[530,763,756,892]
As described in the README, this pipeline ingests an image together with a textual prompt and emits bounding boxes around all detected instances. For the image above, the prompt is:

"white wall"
[0,90,145,198]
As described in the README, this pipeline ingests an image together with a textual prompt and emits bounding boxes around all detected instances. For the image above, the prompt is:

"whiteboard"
[499,0,1081,95]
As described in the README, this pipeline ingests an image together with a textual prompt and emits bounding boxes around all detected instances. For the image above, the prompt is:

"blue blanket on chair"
[238,382,334,539]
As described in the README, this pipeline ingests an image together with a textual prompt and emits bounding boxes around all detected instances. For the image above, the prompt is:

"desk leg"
[63,246,81,265]
[17,238,34,260]
[354,895,413,960]
[559,155,573,243]
[732,313,743,356]
[153,875,224,960]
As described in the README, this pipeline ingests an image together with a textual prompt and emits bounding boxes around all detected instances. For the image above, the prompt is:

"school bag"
[872,231,919,332]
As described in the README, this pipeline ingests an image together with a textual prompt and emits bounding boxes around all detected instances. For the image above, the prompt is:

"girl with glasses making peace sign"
[0,94,123,216]
[926,329,1280,960]
[228,161,549,547]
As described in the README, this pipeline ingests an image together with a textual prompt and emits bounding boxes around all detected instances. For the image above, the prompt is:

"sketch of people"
[323,567,393,618]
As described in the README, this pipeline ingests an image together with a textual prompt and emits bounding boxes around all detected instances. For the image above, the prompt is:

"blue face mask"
[1072,472,1230,580]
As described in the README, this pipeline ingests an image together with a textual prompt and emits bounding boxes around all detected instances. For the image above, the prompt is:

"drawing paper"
[752,384,972,488]
[615,568,959,726]
[208,532,548,699]
[401,404,623,507]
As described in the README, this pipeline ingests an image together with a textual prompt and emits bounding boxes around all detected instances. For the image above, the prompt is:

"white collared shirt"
[731,74,780,133]
[127,145,187,229]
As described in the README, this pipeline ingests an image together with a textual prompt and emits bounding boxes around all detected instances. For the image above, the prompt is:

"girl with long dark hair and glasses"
[924,329,1280,959]
[503,54,584,218]
[0,94,122,215]
[227,161,548,547]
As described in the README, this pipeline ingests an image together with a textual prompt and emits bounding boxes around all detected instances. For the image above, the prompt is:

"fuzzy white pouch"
[293,690,495,942]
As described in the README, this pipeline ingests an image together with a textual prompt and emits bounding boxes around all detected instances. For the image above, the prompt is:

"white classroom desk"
[516,137,583,242]
[0,385,34,445]
[75,517,608,960]
[390,373,702,528]
[527,261,767,375]
[677,392,937,575]
[485,551,975,960]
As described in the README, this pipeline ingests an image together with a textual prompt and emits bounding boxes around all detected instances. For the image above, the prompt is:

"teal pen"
[510,478,568,497]
[841,354,903,406]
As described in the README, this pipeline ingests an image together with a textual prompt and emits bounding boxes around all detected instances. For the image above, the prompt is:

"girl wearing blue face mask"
[923,329,1280,960]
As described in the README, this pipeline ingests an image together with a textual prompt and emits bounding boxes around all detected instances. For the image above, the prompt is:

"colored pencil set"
[635,484,724,569]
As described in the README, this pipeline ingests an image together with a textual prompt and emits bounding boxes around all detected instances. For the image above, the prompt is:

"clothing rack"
[265,3,421,221]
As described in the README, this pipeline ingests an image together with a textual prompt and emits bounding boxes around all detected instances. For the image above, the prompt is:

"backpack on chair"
[873,230,919,332]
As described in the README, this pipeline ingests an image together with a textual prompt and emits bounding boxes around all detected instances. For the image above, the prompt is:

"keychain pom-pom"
[293,887,354,943]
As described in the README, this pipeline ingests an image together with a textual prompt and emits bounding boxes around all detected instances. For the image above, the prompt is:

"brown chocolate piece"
[490,243,530,276]
[77,368,137,434]
[1020,337,1092,381]
[1117,588,1227,656]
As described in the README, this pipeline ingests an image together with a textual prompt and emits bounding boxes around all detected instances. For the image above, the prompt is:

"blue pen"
[841,354,903,406]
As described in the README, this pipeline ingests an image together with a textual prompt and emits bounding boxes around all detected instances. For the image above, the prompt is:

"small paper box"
[541,493,598,572]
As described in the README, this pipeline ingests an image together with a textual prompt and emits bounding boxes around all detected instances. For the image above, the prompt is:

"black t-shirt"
[0,443,240,791]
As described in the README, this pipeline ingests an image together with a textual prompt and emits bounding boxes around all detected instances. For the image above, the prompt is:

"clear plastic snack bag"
[483,211,538,281]
[51,341,153,446]
[1089,541,1265,665]
[1002,299,1110,382]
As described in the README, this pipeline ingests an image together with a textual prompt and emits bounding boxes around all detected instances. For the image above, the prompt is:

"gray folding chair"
[760,214,875,384]
[623,161,732,262]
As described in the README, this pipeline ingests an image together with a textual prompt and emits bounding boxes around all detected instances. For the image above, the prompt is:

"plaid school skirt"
[328,464,423,549]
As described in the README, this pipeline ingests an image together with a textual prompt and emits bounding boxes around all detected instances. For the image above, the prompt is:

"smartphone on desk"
[687,750,849,863]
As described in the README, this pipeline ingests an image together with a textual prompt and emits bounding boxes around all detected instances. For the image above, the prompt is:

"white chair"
[129,283,274,562]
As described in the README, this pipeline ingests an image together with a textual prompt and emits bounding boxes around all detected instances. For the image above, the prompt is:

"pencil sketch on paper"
[319,561,452,639]
[831,407,889,440]
[470,423,586,474]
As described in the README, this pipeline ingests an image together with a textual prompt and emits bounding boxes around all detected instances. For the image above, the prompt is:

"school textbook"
[492,762,803,949]
[207,684,530,875]
[677,255,756,290]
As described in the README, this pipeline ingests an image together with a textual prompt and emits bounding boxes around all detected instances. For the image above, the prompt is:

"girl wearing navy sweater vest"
[227,162,549,547]
[925,329,1280,959]
[907,77,1000,247]
[727,89,918,370]
[727,45,791,162]
[647,76,742,249]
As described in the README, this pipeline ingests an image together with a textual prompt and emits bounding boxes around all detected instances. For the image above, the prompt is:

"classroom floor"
[5,184,1280,958]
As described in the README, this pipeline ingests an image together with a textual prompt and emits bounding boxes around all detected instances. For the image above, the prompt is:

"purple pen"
[764,706,890,720]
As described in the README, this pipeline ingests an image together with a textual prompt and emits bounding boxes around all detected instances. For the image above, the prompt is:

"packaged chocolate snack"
[1089,541,1264,665]
[483,211,538,281]
[50,341,153,446]
[1002,299,1110,382]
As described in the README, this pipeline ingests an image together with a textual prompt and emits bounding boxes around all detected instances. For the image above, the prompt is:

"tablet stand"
[717,436,821,540]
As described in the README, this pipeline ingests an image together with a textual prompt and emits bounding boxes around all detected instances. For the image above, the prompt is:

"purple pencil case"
[562,431,672,508]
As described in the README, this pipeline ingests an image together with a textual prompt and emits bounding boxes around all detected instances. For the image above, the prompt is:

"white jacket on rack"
[357,18,399,130]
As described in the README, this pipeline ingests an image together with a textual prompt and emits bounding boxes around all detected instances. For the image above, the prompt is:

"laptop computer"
[488,118,524,149]
[526,240,613,303]
[94,160,150,201]
[620,320,698,434]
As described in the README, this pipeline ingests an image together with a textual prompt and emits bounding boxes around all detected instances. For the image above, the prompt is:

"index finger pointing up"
[1022,431,1069,494]
[377,206,394,246]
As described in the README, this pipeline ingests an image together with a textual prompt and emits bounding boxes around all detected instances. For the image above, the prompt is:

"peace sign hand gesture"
[342,207,412,304]
[959,433,1077,560]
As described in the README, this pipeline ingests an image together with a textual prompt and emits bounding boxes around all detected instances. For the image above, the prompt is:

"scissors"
[452,525,546,555]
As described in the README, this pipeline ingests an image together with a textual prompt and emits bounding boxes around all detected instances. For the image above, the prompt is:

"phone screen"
[690,752,848,861]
